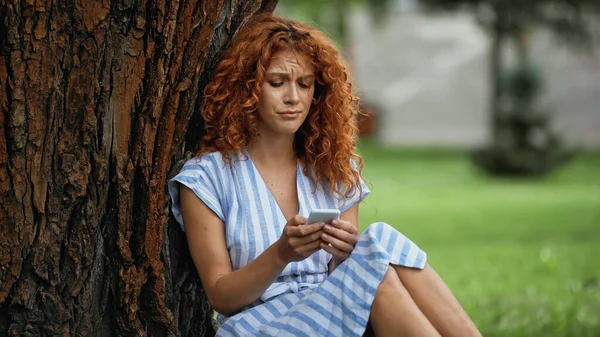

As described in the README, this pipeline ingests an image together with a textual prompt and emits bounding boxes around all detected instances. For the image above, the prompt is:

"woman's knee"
[363,222,398,244]
[376,266,404,296]
[392,263,430,280]
[364,222,393,235]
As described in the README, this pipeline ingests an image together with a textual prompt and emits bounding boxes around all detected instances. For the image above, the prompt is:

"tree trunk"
[0,0,277,336]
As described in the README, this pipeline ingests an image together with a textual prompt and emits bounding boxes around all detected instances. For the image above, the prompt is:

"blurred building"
[349,5,600,149]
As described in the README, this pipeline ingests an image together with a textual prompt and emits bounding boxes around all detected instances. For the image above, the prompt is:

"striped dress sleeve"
[168,155,226,231]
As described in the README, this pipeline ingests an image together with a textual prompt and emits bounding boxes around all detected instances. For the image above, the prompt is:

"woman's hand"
[320,219,358,266]
[275,215,325,265]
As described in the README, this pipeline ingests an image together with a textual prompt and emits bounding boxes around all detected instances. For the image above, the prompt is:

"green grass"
[356,143,600,337]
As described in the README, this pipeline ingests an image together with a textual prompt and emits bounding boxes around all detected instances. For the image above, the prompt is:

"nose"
[284,84,300,106]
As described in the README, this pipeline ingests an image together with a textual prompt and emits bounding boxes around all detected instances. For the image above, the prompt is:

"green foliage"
[357,142,600,336]
[276,0,394,47]
[420,0,600,49]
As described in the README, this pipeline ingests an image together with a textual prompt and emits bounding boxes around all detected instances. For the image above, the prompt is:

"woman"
[169,13,481,337]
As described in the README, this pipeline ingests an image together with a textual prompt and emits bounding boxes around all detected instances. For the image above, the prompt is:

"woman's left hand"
[320,219,358,266]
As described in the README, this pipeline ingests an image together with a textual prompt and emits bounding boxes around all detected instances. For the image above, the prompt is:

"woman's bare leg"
[393,264,482,337]
[369,267,440,337]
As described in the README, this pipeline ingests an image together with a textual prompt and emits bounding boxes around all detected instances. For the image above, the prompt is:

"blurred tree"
[277,0,394,47]
[0,0,276,336]
[420,0,600,176]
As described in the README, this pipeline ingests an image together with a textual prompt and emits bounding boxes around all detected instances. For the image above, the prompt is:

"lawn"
[356,143,600,337]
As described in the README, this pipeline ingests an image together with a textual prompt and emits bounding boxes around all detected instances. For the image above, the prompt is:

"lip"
[278,110,302,118]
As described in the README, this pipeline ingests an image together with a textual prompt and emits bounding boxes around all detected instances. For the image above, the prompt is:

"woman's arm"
[180,185,323,316]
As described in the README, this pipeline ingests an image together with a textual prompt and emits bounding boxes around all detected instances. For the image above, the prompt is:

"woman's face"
[256,50,315,136]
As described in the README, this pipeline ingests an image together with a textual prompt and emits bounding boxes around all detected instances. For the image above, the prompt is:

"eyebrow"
[266,72,315,81]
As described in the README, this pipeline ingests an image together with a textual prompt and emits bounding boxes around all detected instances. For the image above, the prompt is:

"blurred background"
[277,1,599,336]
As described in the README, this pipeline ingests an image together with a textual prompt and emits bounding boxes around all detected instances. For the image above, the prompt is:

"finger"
[323,224,358,246]
[297,229,324,246]
[288,214,307,227]
[331,219,358,235]
[320,242,349,260]
[288,222,324,237]
[321,232,354,253]
[298,238,323,254]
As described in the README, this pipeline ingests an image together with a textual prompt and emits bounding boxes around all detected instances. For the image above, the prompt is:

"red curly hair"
[200,13,364,200]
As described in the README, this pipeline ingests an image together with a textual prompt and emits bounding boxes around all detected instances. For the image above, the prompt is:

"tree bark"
[0,0,277,336]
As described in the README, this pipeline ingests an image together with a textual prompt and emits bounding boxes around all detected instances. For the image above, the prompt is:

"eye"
[269,82,284,88]
[298,82,310,89]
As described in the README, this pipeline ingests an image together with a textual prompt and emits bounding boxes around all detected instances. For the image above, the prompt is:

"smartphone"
[306,209,341,225]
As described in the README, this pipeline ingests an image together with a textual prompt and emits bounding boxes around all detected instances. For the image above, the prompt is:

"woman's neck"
[247,133,297,167]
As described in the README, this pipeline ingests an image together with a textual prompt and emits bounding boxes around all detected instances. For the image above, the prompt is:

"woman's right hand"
[275,215,325,265]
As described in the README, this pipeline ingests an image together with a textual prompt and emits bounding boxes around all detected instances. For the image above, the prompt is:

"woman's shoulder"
[183,151,224,167]
[180,150,242,175]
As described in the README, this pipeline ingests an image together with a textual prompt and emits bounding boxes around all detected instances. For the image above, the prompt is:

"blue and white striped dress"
[168,151,426,337]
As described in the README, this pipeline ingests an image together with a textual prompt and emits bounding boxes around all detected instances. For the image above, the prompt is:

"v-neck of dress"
[243,149,305,222]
